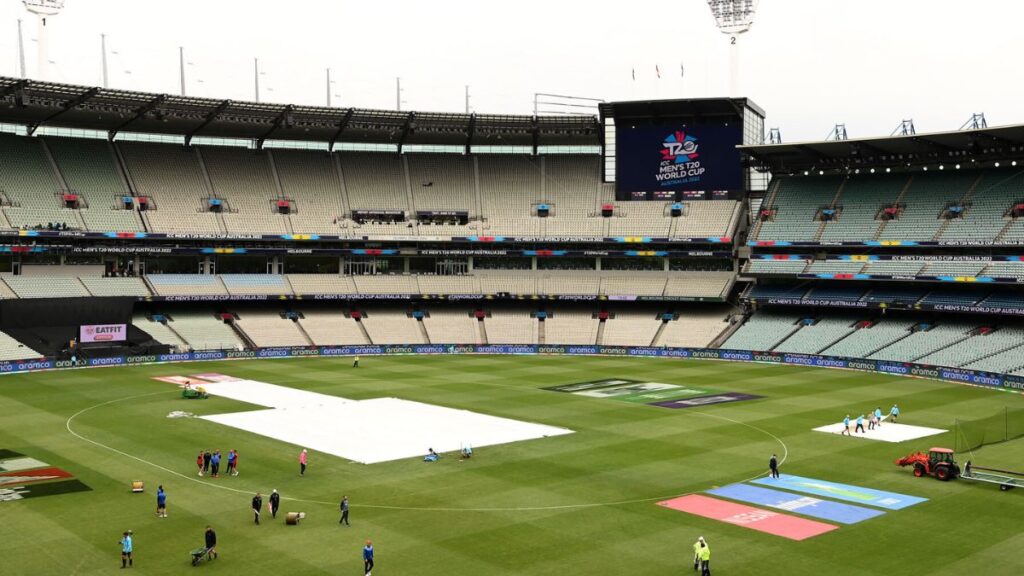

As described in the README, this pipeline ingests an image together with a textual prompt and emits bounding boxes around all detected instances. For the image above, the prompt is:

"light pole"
[101,33,108,88]
[22,0,65,81]
[17,19,27,78]
[706,0,758,96]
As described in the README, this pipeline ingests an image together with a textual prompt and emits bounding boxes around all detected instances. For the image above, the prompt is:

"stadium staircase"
[814,321,861,354]
[417,317,431,343]
[355,316,373,344]
[749,179,782,239]
[595,316,606,345]
[649,318,667,346]
[228,314,257,349]
[910,331,976,363]
[872,175,915,240]
[194,148,228,234]
[812,179,847,242]
[863,327,916,357]
[266,151,294,235]
[162,315,190,347]
[333,155,353,217]
[111,143,150,232]
[994,218,1016,243]
[477,317,489,345]
[768,321,804,351]
[933,173,984,240]
[710,315,744,348]
[291,316,316,346]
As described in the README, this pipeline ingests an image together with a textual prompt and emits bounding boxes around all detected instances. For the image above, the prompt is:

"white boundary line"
[65,390,789,512]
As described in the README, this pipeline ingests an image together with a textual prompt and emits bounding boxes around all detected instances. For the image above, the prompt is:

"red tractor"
[895,447,960,481]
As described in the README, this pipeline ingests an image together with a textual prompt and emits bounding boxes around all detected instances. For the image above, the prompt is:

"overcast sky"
[1,0,1021,141]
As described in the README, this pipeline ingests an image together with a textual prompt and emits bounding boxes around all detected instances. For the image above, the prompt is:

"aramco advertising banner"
[79,323,127,343]
[616,122,743,193]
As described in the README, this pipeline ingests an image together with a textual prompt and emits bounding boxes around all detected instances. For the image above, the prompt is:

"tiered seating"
[0,329,43,360]
[543,156,599,216]
[600,275,667,296]
[805,261,865,274]
[963,341,1024,374]
[878,172,976,241]
[416,276,479,295]
[287,274,357,295]
[0,134,82,230]
[80,277,152,297]
[477,274,538,295]
[601,312,659,346]
[544,311,598,345]
[939,169,1023,243]
[543,217,604,237]
[664,274,733,298]
[132,314,187,348]
[673,200,739,238]
[118,142,222,234]
[977,291,1024,309]
[296,310,369,345]
[200,147,288,235]
[861,261,925,275]
[271,149,343,234]
[478,156,541,236]
[658,310,732,348]
[819,176,904,241]
[353,275,418,295]
[804,286,866,301]
[609,203,669,236]
[0,280,18,300]
[422,311,480,344]
[45,137,143,232]
[540,275,599,296]
[917,326,1024,368]
[746,260,808,274]
[361,309,424,344]
[868,321,977,362]
[920,261,988,277]
[339,153,409,211]
[772,316,858,354]
[919,288,989,306]
[146,275,227,296]
[235,311,309,347]
[747,284,811,300]
[407,155,477,216]
[982,261,1024,278]
[1,274,90,298]
[220,274,289,296]
[754,177,839,241]
[168,311,244,350]
[722,312,800,350]
[484,310,537,344]
[861,287,926,304]
[820,318,917,358]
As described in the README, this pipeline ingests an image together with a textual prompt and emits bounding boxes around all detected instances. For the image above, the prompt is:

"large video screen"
[615,122,743,195]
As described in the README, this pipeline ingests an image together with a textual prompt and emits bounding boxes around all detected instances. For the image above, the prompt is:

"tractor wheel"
[913,464,926,477]
[935,465,952,481]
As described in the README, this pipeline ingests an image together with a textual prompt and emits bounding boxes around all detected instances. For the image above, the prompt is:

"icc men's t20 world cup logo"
[656,130,705,187]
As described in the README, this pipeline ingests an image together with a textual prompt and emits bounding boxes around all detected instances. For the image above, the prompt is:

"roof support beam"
[397,111,415,153]
[531,116,540,156]
[465,113,476,155]
[108,94,167,141]
[27,87,100,136]
[328,108,354,152]
[185,99,231,146]
[256,104,294,149]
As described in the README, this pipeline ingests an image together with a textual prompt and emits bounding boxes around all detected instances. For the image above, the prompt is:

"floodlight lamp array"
[706,0,758,35]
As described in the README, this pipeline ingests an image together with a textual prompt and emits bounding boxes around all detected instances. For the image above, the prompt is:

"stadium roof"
[740,124,1024,173]
[0,77,600,148]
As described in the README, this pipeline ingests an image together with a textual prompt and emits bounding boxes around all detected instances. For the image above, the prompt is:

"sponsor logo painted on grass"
[707,483,885,524]
[650,392,763,408]
[751,475,927,510]
[0,450,91,502]
[545,379,719,404]
[658,494,838,541]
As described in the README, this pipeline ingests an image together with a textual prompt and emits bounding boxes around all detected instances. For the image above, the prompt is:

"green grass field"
[2,355,1023,575]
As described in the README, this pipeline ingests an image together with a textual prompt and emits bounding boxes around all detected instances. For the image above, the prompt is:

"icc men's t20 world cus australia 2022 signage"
[615,123,743,195]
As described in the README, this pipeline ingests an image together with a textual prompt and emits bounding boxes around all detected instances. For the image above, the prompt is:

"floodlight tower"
[23,0,65,81]
[706,0,758,96]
